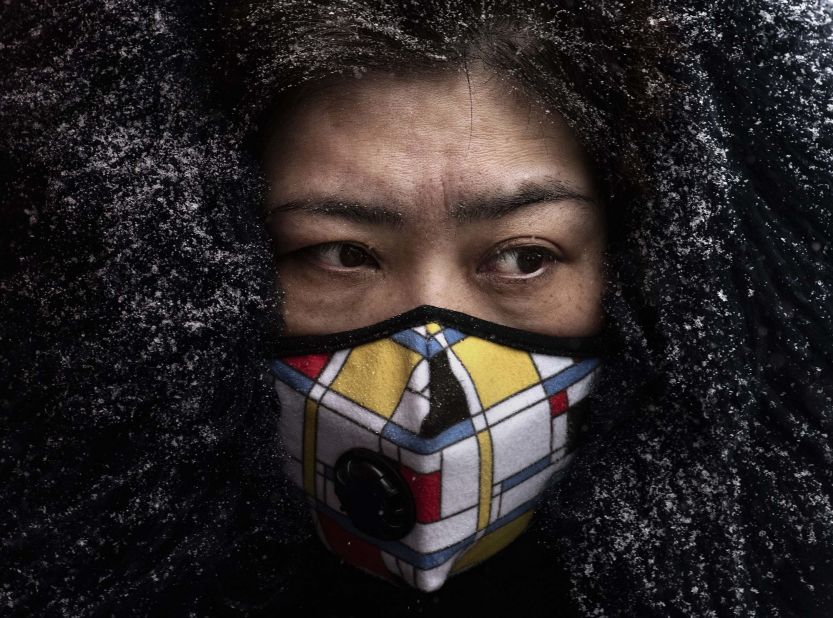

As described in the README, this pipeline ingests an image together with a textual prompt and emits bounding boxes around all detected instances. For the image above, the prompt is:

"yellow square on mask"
[330,338,421,418]
[451,337,540,409]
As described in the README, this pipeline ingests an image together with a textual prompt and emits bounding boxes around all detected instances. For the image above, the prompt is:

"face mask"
[267,306,603,592]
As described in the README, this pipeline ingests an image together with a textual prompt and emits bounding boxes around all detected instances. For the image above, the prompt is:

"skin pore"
[262,69,606,336]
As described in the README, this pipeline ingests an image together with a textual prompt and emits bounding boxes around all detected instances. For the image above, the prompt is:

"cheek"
[478,254,605,336]
[275,266,367,335]
[560,269,605,331]
[277,265,405,335]
[555,251,606,328]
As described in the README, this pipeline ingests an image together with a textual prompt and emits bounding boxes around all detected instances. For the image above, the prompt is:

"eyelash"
[477,244,559,281]
[298,240,560,281]
[302,241,381,271]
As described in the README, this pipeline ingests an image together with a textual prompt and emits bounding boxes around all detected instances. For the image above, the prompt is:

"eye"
[479,245,558,279]
[304,242,379,271]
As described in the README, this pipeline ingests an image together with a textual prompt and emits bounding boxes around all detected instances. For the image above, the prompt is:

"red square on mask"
[283,353,330,379]
[399,464,441,523]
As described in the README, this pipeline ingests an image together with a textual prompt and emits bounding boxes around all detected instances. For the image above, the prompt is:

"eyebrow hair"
[449,179,598,224]
[265,178,597,229]
[265,199,405,229]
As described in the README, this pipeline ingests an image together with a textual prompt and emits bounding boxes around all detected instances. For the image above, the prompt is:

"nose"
[396,255,478,316]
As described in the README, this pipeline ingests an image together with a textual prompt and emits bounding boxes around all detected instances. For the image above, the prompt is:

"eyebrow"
[265,199,405,228]
[449,179,598,224]
[265,178,597,228]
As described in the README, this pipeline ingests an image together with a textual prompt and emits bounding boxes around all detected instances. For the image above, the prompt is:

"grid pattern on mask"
[270,322,600,590]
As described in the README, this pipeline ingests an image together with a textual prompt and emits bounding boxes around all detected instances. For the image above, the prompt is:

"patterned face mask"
[267,306,603,592]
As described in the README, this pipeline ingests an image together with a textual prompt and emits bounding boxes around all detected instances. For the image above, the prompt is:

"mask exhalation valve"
[333,448,416,541]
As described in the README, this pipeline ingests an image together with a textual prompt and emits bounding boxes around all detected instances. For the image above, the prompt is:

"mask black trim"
[266,305,608,356]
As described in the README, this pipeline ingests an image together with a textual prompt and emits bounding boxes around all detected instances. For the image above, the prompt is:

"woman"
[1,0,831,615]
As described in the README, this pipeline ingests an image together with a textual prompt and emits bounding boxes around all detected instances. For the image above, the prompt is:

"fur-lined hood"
[1,1,832,615]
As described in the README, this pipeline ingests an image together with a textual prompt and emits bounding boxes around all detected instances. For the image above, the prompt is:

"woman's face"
[263,70,606,336]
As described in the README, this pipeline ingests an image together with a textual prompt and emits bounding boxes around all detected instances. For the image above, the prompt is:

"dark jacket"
[1,1,832,616]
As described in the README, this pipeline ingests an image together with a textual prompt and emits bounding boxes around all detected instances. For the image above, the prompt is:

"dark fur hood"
[1,1,832,616]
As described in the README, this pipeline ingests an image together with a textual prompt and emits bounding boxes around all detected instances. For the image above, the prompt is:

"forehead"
[263,70,596,214]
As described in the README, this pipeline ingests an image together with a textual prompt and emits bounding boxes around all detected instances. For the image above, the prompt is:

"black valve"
[333,448,416,541]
